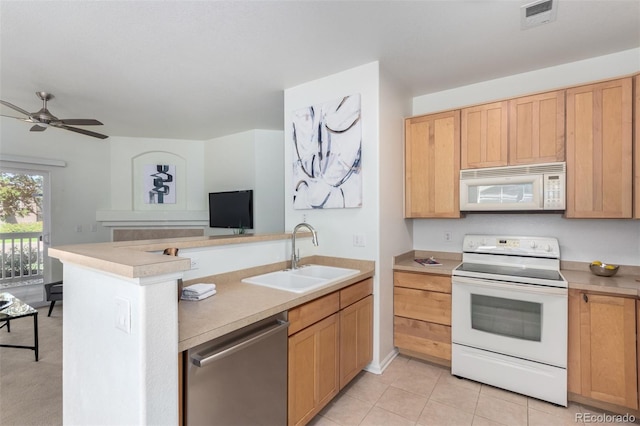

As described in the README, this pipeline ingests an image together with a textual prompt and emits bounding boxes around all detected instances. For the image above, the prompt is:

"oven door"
[452,276,567,367]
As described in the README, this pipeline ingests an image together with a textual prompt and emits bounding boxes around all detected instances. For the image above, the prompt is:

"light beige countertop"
[393,251,640,297]
[50,233,373,353]
[393,250,462,275]
[178,255,375,352]
[560,261,640,297]
[49,233,296,279]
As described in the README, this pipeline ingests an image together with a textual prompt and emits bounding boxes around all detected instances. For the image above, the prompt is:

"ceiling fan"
[0,91,108,139]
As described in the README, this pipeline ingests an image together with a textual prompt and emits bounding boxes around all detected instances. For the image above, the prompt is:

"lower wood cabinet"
[340,294,373,389]
[288,313,340,426]
[288,278,373,426]
[393,271,451,366]
[568,289,638,411]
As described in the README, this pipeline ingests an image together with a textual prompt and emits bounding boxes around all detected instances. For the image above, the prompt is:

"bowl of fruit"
[590,260,619,277]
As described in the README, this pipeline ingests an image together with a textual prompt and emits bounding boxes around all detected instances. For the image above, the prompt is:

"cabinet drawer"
[394,271,451,293]
[340,278,373,309]
[394,316,451,361]
[288,292,340,336]
[394,287,451,325]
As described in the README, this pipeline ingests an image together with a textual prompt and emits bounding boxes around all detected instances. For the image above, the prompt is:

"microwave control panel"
[543,173,565,210]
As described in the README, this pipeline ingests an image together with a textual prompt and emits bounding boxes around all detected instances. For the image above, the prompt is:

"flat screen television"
[208,190,254,229]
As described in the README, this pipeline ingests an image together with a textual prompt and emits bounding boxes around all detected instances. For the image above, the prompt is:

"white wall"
[284,61,401,370]
[377,67,414,368]
[177,239,290,281]
[253,130,285,234]
[204,129,284,235]
[413,48,640,115]
[109,136,206,211]
[284,63,380,260]
[62,263,178,425]
[411,48,640,265]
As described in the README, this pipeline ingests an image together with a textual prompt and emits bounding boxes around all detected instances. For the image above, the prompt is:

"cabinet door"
[288,313,339,426]
[566,78,633,218]
[461,101,508,169]
[405,111,460,218]
[508,90,565,165]
[579,292,637,409]
[339,295,373,390]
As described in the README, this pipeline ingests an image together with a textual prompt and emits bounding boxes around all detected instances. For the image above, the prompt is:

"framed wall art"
[144,164,176,204]
[292,94,362,209]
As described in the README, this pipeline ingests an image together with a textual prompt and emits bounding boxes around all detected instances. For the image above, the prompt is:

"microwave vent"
[460,162,565,180]
[521,0,557,29]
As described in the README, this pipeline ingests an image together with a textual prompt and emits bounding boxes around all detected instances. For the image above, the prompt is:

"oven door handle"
[452,276,567,296]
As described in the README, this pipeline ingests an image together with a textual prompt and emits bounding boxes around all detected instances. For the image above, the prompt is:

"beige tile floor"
[309,354,637,426]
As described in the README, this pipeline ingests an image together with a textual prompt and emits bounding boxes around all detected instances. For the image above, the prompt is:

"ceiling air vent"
[521,0,557,29]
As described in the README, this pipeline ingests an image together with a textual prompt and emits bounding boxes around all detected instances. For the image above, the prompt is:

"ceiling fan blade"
[0,100,31,117]
[59,119,104,126]
[58,124,108,139]
[1,113,28,120]
[30,124,47,132]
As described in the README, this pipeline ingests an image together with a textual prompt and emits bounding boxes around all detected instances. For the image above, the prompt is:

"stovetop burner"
[453,234,567,288]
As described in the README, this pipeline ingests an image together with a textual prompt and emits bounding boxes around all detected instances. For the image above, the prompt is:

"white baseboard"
[364,348,399,375]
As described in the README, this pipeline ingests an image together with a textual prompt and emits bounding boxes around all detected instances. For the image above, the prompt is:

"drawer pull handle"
[583,293,588,303]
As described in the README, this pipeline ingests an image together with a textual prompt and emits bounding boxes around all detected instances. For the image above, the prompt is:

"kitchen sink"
[241,264,360,293]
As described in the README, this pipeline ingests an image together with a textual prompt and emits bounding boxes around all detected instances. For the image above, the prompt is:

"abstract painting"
[292,94,362,209]
[144,164,176,204]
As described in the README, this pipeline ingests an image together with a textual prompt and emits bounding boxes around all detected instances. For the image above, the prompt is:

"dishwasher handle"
[191,319,289,368]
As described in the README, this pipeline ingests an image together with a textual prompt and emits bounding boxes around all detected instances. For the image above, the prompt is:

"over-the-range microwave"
[459,162,566,212]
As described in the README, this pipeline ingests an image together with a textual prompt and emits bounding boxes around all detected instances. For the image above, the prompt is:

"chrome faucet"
[291,223,318,269]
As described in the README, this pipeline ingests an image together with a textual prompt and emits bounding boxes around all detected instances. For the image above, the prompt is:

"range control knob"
[545,245,553,252]
[530,241,538,249]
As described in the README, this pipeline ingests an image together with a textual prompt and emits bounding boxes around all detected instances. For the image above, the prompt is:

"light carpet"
[0,305,62,426]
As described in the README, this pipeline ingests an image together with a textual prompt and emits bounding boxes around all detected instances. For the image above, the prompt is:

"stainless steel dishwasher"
[185,313,289,425]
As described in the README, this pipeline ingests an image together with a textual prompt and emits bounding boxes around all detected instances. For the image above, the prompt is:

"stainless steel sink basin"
[241,264,360,293]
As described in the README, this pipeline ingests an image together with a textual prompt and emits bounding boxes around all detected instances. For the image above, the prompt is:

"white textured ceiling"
[1,1,639,141]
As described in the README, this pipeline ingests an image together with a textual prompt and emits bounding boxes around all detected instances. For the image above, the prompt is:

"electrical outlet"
[444,231,452,242]
[190,258,199,269]
[353,234,366,247]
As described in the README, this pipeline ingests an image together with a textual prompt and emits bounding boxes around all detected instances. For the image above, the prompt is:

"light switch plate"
[115,297,131,334]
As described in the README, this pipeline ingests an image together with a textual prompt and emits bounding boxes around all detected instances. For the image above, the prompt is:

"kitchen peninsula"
[49,233,375,426]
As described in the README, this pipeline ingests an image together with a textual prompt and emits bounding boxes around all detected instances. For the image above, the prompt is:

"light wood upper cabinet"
[508,90,565,165]
[405,110,460,218]
[461,101,509,169]
[568,290,638,410]
[565,77,633,218]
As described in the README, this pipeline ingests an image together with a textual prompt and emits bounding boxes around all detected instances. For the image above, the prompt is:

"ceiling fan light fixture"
[1,92,108,139]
